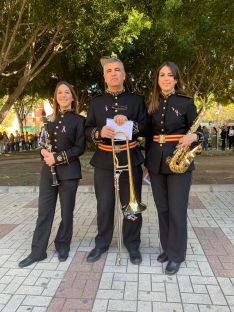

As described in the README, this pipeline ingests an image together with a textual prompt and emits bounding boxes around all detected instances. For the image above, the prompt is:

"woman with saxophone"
[145,62,203,275]
[19,81,85,268]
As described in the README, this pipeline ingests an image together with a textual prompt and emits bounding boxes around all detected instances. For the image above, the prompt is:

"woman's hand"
[113,114,128,126]
[40,148,50,158]
[100,126,116,139]
[44,152,55,166]
[176,133,197,148]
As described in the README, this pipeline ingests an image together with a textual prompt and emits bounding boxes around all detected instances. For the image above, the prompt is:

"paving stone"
[1,294,25,312]
[124,281,138,300]
[207,285,227,305]
[177,275,193,293]
[0,294,11,305]
[193,284,208,294]
[22,295,52,306]
[138,291,166,302]
[92,299,108,312]
[108,299,137,311]
[165,282,181,302]
[183,303,199,312]
[138,274,151,291]
[218,277,234,296]
[198,305,231,312]
[181,293,211,304]
[137,301,152,312]
[152,302,183,312]
[0,188,234,312]
[99,273,114,289]
[112,280,125,290]
[96,289,124,300]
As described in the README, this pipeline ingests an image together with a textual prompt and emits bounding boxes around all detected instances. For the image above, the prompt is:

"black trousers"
[31,170,79,259]
[149,171,192,263]
[94,165,143,251]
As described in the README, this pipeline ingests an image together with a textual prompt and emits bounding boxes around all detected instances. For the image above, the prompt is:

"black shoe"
[165,260,181,275]
[86,247,107,263]
[129,249,142,265]
[157,252,168,263]
[58,249,69,262]
[18,255,47,268]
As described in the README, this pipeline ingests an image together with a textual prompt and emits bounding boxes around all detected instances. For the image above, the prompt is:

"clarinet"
[40,110,59,186]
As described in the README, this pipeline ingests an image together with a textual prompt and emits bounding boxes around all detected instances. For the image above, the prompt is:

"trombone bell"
[122,200,147,221]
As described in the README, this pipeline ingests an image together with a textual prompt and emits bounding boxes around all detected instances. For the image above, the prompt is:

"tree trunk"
[0,76,30,124]
[15,110,24,133]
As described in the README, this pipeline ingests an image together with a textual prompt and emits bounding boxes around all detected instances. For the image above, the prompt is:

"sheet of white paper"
[106,118,133,140]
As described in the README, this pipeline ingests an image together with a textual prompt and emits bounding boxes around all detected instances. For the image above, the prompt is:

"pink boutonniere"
[172,107,181,116]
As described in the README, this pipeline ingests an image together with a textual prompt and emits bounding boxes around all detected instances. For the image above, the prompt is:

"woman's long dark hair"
[51,81,78,120]
[148,62,186,114]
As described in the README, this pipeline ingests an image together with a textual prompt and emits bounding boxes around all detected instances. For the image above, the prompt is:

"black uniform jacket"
[42,111,85,180]
[85,91,148,170]
[145,92,198,174]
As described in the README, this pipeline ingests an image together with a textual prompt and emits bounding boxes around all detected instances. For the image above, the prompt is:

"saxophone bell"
[166,97,206,174]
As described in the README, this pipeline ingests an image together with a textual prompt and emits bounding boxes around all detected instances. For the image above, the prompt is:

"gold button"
[162,114,164,116]
[61,115,64,118]
[54,139,57,142]
[163,107,166,110]
[115,97,118,99]
[161,121,163,124]
[55,146,57,149]
[164,100,166,103]
[161,129,164,132]
[54,132,57,135]
[115,110,118,112]
[56,126,59,129]
[115,103,118,106]
[160,144,162,147]
[59,121,62,124]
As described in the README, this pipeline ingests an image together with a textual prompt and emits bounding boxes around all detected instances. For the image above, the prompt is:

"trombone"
[112,130,146,264]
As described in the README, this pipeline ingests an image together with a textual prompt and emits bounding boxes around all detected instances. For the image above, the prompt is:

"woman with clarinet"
[19,81,85,267]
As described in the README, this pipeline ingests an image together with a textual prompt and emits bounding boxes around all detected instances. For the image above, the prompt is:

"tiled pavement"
[0,185,234,312]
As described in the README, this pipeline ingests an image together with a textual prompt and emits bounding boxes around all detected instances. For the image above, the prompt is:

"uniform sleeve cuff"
[91,127,103,144]
[54,151,69,165]
[133,122,139,135]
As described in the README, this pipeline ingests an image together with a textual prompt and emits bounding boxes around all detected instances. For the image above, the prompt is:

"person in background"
[210,127,218,149]
[21,132,26,151]
[221,126,227,151]
[3,131,9,153]
[9,133,15,152]
[202,126,209,150]
[15,130,21,152]
[228,126,234,150]
[0,132,4,154]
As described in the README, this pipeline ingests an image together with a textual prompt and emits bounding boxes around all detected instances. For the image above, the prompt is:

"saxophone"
[166,98,205,174]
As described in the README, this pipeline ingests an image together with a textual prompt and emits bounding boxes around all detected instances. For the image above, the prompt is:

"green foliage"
[0,0,233,123]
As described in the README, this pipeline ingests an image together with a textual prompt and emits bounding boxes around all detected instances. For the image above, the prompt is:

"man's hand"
[100,126,116,138]
[176,133,197,148]
[113,114,128,126]
[44,152,55,166]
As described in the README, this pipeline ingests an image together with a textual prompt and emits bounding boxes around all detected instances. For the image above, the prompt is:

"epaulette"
[130,91,144,97]
[177,93,193,99]
[46,114,54,122]
[91,90,103,99]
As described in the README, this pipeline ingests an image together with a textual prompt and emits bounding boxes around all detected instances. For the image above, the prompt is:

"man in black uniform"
[85,57,147,264]
[19,81,85,268]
